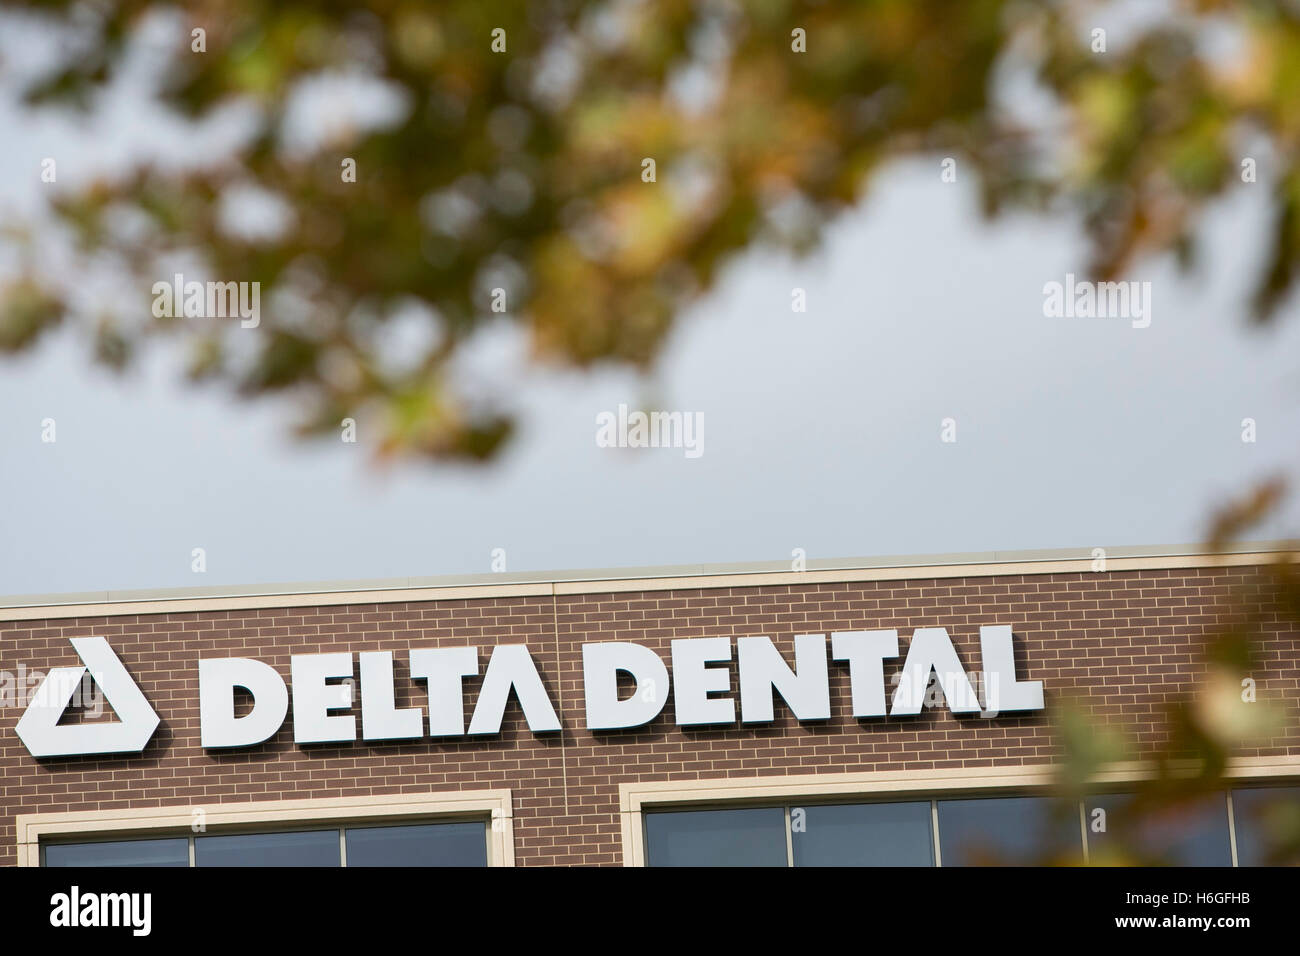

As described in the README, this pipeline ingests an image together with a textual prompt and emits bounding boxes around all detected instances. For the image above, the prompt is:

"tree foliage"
[1021,484,1300,866]
[3,0,1300,457]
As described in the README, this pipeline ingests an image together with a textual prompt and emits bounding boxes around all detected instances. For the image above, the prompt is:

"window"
[1230,786,1300,867]
[644,807,786,867]
[938,796,1082,866]
[43,837,189,868]
[344,821,489,867]
[195,829,342,867]
[43,819,489,867]
[645,797,1075,867]
[641,785,1299,866]
[21,790,513,867]
[646,800,943,867]
[793,801,934,866]
[1085,793,1232,867]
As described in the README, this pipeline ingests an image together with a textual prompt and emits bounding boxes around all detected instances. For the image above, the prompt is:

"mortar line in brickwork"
[552,586,570,820]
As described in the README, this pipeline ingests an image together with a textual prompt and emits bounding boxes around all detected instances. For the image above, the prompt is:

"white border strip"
[0,551,1289,622]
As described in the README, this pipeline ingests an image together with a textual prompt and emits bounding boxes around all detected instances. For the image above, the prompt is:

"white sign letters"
[15,626,1044,758]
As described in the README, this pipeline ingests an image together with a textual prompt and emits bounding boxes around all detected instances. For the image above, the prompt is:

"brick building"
[2,545,1297,867]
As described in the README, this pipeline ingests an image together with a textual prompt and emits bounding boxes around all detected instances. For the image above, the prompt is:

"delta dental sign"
[15,626,1044,759]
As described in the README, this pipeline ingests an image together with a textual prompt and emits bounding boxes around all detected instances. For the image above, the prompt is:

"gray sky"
[1,14,1298,597]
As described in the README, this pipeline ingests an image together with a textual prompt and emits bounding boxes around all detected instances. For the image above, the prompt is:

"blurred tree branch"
[1038,483,1299,865]
[2,1,1299,458]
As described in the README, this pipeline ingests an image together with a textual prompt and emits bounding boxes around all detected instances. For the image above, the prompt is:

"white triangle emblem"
[15,637,160,757]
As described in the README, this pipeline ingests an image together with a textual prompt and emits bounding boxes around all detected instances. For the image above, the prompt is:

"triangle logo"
[15,637,160,758]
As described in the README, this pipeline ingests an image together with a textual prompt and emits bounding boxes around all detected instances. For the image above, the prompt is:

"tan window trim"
[17,789,513,867]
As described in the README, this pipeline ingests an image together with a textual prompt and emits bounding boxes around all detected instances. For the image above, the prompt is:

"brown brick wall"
[1,564,1297,866]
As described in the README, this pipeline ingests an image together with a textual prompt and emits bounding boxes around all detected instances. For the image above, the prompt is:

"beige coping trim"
[617,756,1300,866]
[0,548,1293,623]
[15,789,514,867]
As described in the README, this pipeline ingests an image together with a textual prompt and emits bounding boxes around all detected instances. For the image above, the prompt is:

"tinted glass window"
[44,838,189,867]
[195,829,340,866]
[1086,792,1231,866]
[1231,787,1300,867]
[938,796,1081,865]
[791,801,933,866]
[646,807,786,866]
[345,822,487,866]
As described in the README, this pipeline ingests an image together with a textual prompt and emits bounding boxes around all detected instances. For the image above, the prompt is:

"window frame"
[623,759,1300,866]
[19,789,514,867]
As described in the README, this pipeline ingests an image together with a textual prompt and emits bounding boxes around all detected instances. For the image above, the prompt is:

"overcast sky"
[1,14,1298,598]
